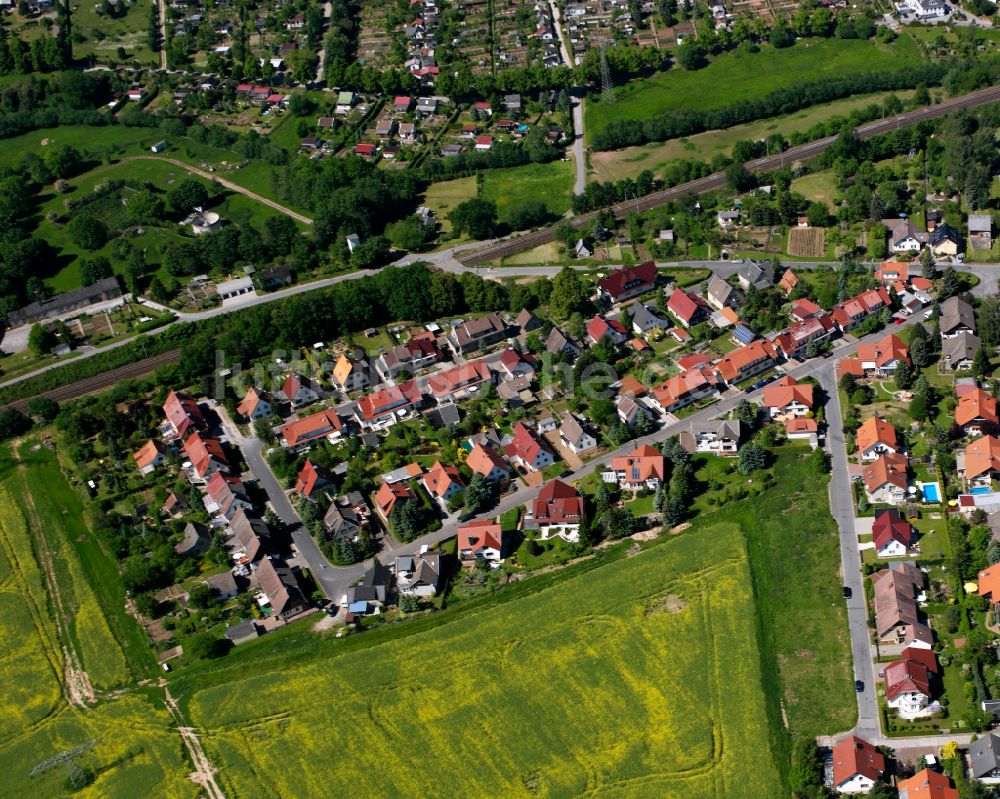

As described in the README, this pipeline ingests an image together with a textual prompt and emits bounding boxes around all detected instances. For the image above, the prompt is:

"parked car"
[855,680,864,693]
[843,586,852,599]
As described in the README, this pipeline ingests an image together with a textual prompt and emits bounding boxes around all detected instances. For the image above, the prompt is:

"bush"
[67,215,109,250]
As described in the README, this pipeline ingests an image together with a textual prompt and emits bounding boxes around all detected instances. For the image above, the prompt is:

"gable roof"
[871,563,924,637]
[897,769,958,799]
[762,375,813,410]
[183,432,228,477]
[790,298,823,320]
[715,339,778,383]
[598,261,657,300]
[427,359,491,398]
[666,287,710,324]
[940,296,976,334]
[357,380,422,421]
[163,390,205,437]
[944,331,982,365]
[280,409,342,447]
[423,460,463,498]
[863,453,908,495]
[236,387,269,417]
[831,736,884,788]
[457,519,503,554]
[970,732,1000,779]
[374,481,413,517]
[872,508,912,551]
[884,656,932,702]
[979,564,1000,601]
[957,387,998,427]
[531,479,583,523]
[133,439,166,470]
[856,333,910,368]
[466,443,510,478]
[609,444,666,483]
[504,421,549,464]
[778,268,798,295]
[333,353,364,386]
[965,435,1000,480]
[855,416,897,454]
[254,558,305,617]
[294,459,326,497]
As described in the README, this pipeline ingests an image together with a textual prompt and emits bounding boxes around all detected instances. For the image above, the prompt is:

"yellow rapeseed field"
[189,523,782,798]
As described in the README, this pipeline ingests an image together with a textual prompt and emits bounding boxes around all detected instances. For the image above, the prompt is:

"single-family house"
[280,409,343,449]
[872,508,913,557]
[231,509,270,562]
[203,571,239,603]
[929,223,961,257]
[791,298,824,322]
[778,269,798,296]
[545,327,581,358]
[294,459,329,499]
[628,302,667,336]
[885,648,938,718]
[374,336,441,380]
[354,380,423,429]
[557,414,597,455]
[183,432,229,480]
[969,732,1000,783]
[762,375,814,418]
[597,261,657,304]
[957,387,998,435]
[133,440,167,475]
[323,492,370,541]
[525,479,583,542]
[666,288,711,328]
[449,313,507,354]
[705,274,744,310]
[236,387,272,421]
[603,444,666,490]
[679,419,744,456]
[278,372,321,409]
[332,353,370,393]
[940,296,976,339]
[574,238,594,258]
[394,95,413,112]
[785,417,819,447]
[466,443,512,482]
[423,460,464,504]
[856,416,899,461]
[736,261,774,291]
[174,522,210,557]
[943,332,982,371]
[963,435,1000,484]
[871,561,930,648]
[717,209,740,230]
[863,453,909,505]
[457,520,504,563]
[335,91,355,113]
[586,315,629,346]
[254,559,308,620]
[344,562,393,611]
[503,422,555,472]
[831,735,885,795]
[396,551,441,598]
[844,333,911,377]
[896,769,958,799]
[204,473,252,520]
[516,308,543,333]
[875,261,909,284]
[374,481,415,521]
[883,217,927,252]
[163,389,206,439]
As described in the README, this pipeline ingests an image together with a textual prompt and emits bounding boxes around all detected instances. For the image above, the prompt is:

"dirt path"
[120,156,313,225]
[162,682,226,799]
[157,0,167,70]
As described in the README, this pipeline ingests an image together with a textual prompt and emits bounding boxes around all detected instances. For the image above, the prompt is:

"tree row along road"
[458,83,1000,265]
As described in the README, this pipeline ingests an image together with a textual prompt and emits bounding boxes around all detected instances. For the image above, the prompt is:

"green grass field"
[791,169,839,209]
[589,90,915,182]
[585,36,924,144]
[183,523,782,798]
[423,161,574,233]
[0,444,195,799]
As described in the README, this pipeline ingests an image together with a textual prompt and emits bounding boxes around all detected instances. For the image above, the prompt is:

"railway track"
[1,349,181,413]
[459,83,1000,265]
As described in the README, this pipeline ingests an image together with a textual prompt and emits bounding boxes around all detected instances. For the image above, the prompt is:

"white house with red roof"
[503,421,554,472]
[596,261,657,304]
[457,519,505,563]
[374,481,414,521]
[666,287,710,328]
[715,339,779,386]
[163,390,206,439]
[294,459,329,499]
[204,472,252,520]
[586,315,629,346]
[790,298,824,322]
[466,443,512,481]
[278,372,320,409]
[651,368,717,414]
[831,736,885,794]
[236,386,272,421]
[496,348,536,380]
[423,460,464,505]
[885,646,938,718]
[830,287,891,332]
[838,333,910,379]
[526,479,583,541]
[603,444,666,490]
[133,440,167,475]
[872,508,913,557]
[354,380,423,429]
[183,432,229,480]
[280,409,343,449]
[762,376,814,419]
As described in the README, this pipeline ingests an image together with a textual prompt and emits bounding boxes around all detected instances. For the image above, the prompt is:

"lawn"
[791,169,839,209]
[585,36,924,144]
[423,161,574,233]
[182,522,782,798]
[588,90,916,182]
[70,0,159,66]
[0,444,196,798]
